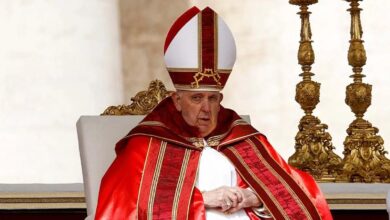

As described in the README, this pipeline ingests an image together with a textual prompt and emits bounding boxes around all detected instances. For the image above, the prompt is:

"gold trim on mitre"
[214,12,218,72]
[218,69,232,74]
[198,12,202,72]
[174,84,223,91]
[167,67,231,74]
[167,68,200,72]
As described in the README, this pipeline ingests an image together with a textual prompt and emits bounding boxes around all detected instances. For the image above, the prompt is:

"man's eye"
[209,96,218,102]
[191,96,202,102]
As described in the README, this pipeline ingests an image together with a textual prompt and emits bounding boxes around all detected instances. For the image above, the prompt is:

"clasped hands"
[202,186,262,214]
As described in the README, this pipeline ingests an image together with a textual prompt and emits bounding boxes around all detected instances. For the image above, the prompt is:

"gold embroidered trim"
[216,132,260,150]
[138,121,165,127]
[198,13,202,71]
[247,138,312,219]
[140,120,200,144]
[228,147,289,219]
[191,11,224,89]
[127,133,201,150]
[209,119,249,142]
[187,137,204,148]
[207,139,220,147]
[147,141,167,220]
[253,137,321,219]
[232,119,250,126]
[174,84,224,91]
[172,149,191,220]
[136,137,153,219]
[218,69,232,73]
[138,120,205,149]
[167,67,232,74]
[214,12,218,71]
[191,69,222,89]
[137,118,251,149]
[208,119,250,144]
[224,147,272,218]
[167,68,200,72]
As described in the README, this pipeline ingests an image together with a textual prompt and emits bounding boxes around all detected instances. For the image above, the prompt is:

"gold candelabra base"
[289,115,342,182]
[337,117,390,183]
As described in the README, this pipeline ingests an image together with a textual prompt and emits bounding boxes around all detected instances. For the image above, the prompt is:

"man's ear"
[171,92,182,111]
[219,93,224,103]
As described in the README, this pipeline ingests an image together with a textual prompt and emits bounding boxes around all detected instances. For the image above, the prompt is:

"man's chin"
[197,126,214,137]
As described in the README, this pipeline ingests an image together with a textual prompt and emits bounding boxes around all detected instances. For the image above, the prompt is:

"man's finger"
[225,204,242,214]
[226,191,239,207]
[221,201,231,212]
[232,188,243,202]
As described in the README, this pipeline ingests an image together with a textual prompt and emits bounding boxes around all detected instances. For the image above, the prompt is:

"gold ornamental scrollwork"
[341,122,390,183]
[289,116,342,181]
[338,0,390,183]
[288,0,342,182]
[295,81,320,114]
[345,82,371,116]
[101,79,173,115]
[348,41,366,69]
[298,42,315,66]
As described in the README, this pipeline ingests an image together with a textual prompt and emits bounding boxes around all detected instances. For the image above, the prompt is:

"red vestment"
[95,97,332,220]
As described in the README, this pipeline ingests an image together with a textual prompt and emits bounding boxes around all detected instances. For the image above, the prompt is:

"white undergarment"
[196,140,250,220]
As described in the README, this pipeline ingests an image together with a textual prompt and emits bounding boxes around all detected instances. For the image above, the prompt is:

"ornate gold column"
[338,0,390,183]
[288,0,342,182]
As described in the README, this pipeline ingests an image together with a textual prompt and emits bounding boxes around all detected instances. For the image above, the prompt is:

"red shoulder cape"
[95,97,332,220]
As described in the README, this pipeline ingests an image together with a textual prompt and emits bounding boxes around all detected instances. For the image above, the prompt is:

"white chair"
[76,115,144,220]
[387,190,390,220]
[76,114,250,220]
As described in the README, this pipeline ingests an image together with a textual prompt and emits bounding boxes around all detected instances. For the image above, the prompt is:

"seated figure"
[95,6,332,220]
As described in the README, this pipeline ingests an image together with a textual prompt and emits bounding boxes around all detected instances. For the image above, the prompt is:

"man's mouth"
[198,118,210,123]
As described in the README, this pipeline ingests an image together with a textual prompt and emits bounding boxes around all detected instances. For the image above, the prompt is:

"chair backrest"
[76,115,144,219]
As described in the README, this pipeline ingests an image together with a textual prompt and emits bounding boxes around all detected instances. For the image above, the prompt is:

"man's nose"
[201,99,211,112]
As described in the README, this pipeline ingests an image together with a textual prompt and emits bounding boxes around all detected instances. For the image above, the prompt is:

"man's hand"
[225,188,262,214]
[202,186,243,212]
[202,186,261,213]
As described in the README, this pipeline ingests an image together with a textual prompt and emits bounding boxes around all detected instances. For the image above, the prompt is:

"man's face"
[172,91,223,137]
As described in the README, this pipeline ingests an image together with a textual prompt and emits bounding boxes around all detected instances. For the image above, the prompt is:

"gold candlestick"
[288,0,342,182]
[338,0,390,183]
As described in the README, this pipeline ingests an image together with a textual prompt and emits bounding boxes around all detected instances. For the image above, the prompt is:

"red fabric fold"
[189,187,206,220]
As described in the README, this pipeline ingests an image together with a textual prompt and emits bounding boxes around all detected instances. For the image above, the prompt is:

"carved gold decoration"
[289,0,318,5]
[295,81,320,114]
[338,0,390,183]
[101,79,172,115]
[289,116,342,181]
[288,1,342,182]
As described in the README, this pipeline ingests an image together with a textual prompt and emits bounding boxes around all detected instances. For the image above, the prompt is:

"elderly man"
[95,7,332,220]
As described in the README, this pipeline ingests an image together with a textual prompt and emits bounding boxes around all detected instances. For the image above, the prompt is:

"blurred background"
[1,0,390,185]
